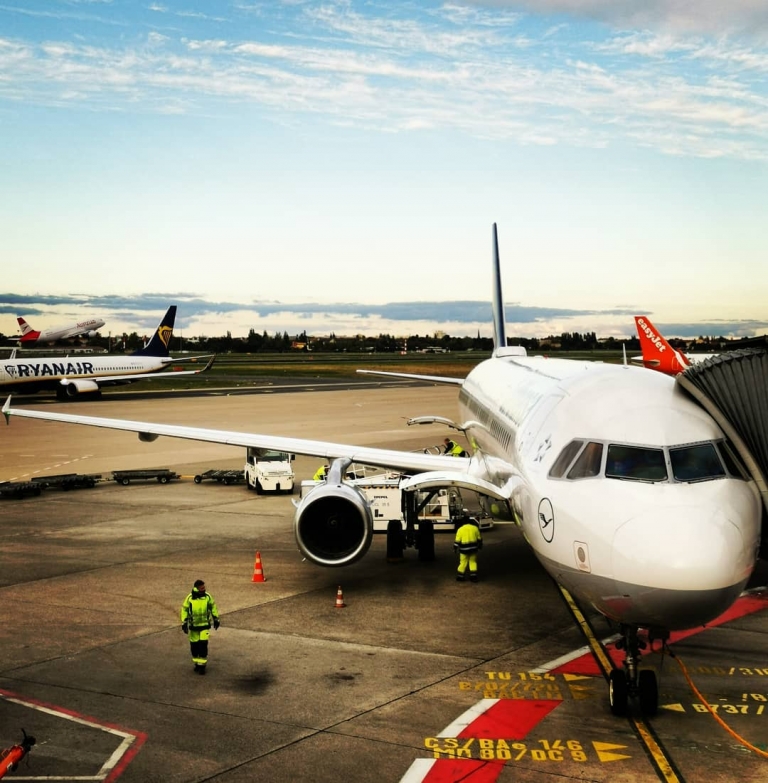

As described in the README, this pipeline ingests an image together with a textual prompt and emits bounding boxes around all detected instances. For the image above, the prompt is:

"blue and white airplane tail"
[132,306,176,358]
[491,224,526,359]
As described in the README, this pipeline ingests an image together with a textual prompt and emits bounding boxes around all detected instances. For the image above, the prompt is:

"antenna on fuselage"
[491,223,507,355]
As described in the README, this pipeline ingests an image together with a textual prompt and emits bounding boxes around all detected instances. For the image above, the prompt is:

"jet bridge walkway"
[676,349,768,556]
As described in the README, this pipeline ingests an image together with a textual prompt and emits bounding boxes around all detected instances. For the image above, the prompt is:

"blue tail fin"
[132,306,176,357]
[491,225,527,359]
[491,224,507,354]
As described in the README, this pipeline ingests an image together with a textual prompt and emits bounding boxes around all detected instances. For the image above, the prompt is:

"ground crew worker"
[443,438,467,457]
[180,579,219,675]
[313,464,329,481]
[454,516,483,582]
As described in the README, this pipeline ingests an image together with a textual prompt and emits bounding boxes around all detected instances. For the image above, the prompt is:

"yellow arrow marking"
[661,703,686,713]
[567,684,594,700]
[562,673,592,682]
[593,741,631,763]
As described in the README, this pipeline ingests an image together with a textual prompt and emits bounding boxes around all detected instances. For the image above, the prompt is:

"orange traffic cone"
[334,585,346,608]
[251,551,266,583]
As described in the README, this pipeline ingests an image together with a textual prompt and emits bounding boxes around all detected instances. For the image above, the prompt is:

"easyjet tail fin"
[634,316,688,376]
[132,306,176,357]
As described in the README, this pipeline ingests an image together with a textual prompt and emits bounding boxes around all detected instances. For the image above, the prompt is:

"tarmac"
[1,386,766,782]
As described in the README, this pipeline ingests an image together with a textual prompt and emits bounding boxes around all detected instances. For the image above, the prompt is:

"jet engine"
[58,379,100,398]
[293,481,374,567]
[86,330,99,338]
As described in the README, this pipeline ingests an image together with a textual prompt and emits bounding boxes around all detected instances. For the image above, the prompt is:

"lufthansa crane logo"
[538,498,555,543]
[158,326,172,348]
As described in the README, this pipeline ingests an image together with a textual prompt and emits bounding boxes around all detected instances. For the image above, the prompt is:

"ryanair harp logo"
[158,325,172,348]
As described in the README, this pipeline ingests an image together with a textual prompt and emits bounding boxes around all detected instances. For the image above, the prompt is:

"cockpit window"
[549,439,584,478]
[567,442,604,479]
[605,445,667,482]
[670,443,726,482]
[716,441,748,480]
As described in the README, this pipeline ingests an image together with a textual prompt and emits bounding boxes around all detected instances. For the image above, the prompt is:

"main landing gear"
[609,625,659,717]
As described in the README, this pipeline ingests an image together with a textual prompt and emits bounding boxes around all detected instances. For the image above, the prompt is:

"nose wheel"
[609,625,659,716]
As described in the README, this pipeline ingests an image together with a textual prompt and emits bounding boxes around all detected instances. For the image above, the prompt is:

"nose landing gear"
[609,625,659,716]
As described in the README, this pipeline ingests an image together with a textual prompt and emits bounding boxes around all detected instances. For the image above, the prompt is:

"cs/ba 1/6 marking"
[423,738,630,763]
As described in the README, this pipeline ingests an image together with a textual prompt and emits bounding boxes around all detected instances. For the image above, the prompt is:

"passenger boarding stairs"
[676,349,768,558]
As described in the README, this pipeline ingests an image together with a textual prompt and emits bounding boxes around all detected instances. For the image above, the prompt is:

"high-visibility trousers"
[457,552,478,574]
[188,627,211,665]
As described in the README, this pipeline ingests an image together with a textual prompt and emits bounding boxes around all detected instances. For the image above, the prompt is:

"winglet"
[2,395,12,425]
[634,316,689,375]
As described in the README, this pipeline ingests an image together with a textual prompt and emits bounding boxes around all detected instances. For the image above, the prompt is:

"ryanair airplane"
[0,306,213,398]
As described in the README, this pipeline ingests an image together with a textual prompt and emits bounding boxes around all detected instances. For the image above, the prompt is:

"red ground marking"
[456,699,562,740]
[420,759,505,782]
[0,686,147,781]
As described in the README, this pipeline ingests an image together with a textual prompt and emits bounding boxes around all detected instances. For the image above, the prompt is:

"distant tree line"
[2,329,762,355]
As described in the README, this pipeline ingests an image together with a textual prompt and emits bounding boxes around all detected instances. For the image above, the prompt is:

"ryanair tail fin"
[634,316,689,375]
[132,306,176,358]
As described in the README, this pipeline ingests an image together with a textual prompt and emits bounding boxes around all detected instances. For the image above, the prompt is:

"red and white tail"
[16,317,41,344]
[634,316,689,376]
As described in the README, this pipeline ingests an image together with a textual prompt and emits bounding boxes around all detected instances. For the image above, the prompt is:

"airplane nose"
[613,507,746,592]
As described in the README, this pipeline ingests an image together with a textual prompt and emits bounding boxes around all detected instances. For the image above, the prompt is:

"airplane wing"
[1,396,469,476]
[356,369,463,386]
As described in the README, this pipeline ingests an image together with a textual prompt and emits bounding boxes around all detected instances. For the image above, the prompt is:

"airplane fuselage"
[18,318,106,346]
[459,355,761,634]
[0,356,168,393]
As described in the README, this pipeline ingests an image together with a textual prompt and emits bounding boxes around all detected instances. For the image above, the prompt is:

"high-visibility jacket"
[181,590,219,631]
[313,465,328,481]
[445,440,465,457]
[454,522,483,553]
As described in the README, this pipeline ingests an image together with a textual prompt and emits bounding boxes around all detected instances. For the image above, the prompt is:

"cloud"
[477,1,768,37]
[0,2,766,160]
[2,293,765,340]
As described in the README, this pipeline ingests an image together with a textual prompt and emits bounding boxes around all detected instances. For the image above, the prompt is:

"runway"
[1,388,766,782]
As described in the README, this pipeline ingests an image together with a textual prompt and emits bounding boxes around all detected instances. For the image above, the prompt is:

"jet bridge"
[675,349,768,557]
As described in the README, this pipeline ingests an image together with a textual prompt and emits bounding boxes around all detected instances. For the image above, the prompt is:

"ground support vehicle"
[112,469,180,486]
[299,470,491,533]
[0,481,42,500]
[244,447,295,494]
[193,469,244,485]
[31,473,102,491]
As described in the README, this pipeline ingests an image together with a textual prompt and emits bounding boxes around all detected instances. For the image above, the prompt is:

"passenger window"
[549,440,584,478]
[670,443,726,482]
[567,442,603,479]
[606,445,667,482]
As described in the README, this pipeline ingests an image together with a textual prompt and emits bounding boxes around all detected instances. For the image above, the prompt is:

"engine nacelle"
[60,379,100,397]
[294,481,374,567]
[86,330,98,338]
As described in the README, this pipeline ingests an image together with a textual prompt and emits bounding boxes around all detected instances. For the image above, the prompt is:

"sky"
[1,0,767,341]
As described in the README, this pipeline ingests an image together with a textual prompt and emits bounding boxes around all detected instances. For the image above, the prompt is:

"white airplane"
[2,226,761,717]
[0,306,214,399]
[15,315,106,347]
